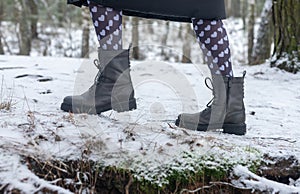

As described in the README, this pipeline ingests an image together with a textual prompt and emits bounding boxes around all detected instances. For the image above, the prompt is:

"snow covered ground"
[0,53,300,193]
[0,19,300,193]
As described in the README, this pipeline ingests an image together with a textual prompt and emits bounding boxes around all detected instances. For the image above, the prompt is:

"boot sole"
[175,118,247,136]
[197,123,247,135]
[222,123,247,135]
[61,98,137,114]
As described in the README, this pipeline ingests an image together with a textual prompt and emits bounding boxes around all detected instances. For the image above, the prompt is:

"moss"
[132,166,229,193]
[24,145,264,194]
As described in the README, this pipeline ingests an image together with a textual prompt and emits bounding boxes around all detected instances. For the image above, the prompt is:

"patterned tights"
[88,1,123,50]
[88,1,233,77]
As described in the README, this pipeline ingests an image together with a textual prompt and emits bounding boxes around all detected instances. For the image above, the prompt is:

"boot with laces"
[175,72,246,135]
[61,48,136,114]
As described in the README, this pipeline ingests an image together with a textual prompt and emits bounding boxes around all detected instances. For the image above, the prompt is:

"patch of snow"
[0,153,73,194]
[233,165,300,193]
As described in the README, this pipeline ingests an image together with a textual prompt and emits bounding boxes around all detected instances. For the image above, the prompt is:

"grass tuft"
[0,76,14,111]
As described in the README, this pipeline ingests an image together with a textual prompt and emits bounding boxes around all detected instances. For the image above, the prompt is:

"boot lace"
[93,59,105,84]
[88,59,105,91]
[204,77,214,111]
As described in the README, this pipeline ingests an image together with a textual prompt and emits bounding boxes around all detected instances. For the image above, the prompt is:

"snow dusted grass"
[0,76,14,111]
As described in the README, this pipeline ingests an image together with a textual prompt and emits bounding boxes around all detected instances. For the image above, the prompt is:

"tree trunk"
[241,0,248,29]
[225,0,241,17]
[247,0,255,64]
[0,0,3,22]
[231,0,241,17]
[57,0,66,27]
[147,21,154,34]
[161,21,170,60]
[28,0,38,39]
[178,23,183,39]
[17,0,31,55]
[181,24,192,63]
[0,31,3,54]
[0,0,4,54]
[132,17,139,60]
[81,7,90,58]
[250,0,273,65]
[225,0,232,17]
[271,0,300,73]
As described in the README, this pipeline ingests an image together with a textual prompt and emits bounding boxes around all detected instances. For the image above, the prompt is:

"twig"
[44,160,69,174]
[181,129,190,136]
[125,174,133,194]
[49,178,63,184]
[209,181,252,190]
[257,137,296,143]
[0,183,9,191]
[0,31,13,55]
[167,123,176,129]
[180,181,251,194]
[180,185,214,194]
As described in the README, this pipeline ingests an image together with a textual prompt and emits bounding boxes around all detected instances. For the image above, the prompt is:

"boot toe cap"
[63,95,83,105]
[63,96,73,104]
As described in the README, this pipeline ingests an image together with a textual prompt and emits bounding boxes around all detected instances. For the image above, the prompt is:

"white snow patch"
[233,165,300,193]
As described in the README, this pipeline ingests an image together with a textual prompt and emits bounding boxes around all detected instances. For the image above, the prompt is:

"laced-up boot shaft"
[61,48,136,114]
[175,72,246,135]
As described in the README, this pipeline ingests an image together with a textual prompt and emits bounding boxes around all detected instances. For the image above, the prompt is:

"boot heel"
[222,123,247,135]
[112,98,137,112]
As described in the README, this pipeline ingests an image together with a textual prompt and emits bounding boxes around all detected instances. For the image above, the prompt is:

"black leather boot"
[61,48,136,114]
[175,72,246,135]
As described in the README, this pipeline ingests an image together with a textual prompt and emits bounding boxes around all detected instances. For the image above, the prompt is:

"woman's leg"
[192,19,233,77]
[175,19,246,135]
[61,1,136,114]
[87,0,123,50]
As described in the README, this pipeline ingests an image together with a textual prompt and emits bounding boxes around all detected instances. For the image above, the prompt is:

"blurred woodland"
[0,0,299,72]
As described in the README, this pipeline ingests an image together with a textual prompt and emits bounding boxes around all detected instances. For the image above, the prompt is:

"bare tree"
[57,0,67,27]
[147,20,154,34]
[16,0,31,55]
[0,34,3,55]
[231,0,242,17]
[225,0,232,17]
[181,24,192,63]
[225,0,242,17]
[178,23,183,39]
[28,0,38,39]
[250,0,273,65]
[247,0,255,64]
[132,17,140,60]
[81,7,90,58]
[241,0,248,29]
[271,0,300,73]
[161,21,170,60]
[0,0,4,54]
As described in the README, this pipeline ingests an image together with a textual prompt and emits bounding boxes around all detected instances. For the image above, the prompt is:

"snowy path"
[0,55,300,192]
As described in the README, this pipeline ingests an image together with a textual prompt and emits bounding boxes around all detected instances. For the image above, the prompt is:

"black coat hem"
[67,0,227,22]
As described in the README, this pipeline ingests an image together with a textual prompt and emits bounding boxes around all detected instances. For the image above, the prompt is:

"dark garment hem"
[67,0,88,7]
[67,0,227,22]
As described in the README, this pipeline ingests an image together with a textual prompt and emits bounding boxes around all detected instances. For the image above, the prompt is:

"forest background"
[0,0,299,72]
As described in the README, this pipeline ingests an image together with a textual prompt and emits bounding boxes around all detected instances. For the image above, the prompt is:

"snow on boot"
[61,48,136,114]
[175,72,246,135]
